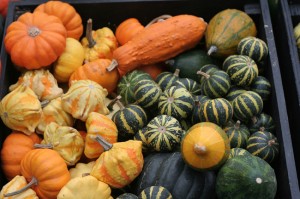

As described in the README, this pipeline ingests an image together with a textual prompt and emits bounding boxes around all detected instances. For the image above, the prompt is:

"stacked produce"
[0,1,278,199]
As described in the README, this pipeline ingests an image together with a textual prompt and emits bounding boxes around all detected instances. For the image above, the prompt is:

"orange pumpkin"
[4,11,67,70]
[34,1,83,40]
[1,131,42,181]
[69,59,119,94]
[136,63,167,80]
[115,18,144,46]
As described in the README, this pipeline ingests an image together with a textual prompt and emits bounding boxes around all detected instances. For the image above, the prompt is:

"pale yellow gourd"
[69,161,96,179]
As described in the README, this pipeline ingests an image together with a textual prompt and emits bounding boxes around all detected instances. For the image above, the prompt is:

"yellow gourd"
[69,161,96,179]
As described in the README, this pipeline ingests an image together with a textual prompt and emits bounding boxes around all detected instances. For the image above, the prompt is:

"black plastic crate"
[0,0,299,198]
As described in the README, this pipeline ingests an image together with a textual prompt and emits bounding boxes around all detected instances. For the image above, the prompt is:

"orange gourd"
[137,63,167,80]
[107,14,207,76]
[115,18,144,45]
[69,59,119,94]
[4,149,70,199]
[1,131,41,181]
[34,1,83,40]
[4,11,67,70]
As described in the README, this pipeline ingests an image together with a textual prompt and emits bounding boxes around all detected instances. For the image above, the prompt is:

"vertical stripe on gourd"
[138,186,173,199]
[174,77,201,95]
[199,98,233,126]
[250,76,271,101]
[249,113,275,134]
[134,79,162,108]
[145,115,183,152]
[223,55,258,87]
[158,86,195,120]
[232,91,263,121]
[225,86,247,103]
[156,69,180,91]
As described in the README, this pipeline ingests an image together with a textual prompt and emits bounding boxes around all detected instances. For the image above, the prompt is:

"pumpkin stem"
[4,177,38,197]
[260,126,265,131]
[106,59,119,71]
[28,27,41,37]
[251,116,258,124]
[174,68,180,77]
[196,71,210,79]
[234,120,241,129]
[165,59,175,66]
[34,143,53,149]
[40,99,50,108]
[145,14,172,27]
[86,18,97,48]
[94,135,113,151]
[107,95,124,111]
[194,143,207,155]
[207,45,218,56]
[82,173,90,177]
[268,139,276,146]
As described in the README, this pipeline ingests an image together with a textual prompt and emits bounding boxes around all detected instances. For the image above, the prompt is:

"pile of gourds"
[0,1,279,199]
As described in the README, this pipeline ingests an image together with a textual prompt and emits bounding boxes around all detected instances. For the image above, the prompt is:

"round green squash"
[197,70,231,98]
[158,86,195,120]
[216,155,277,199]
[131,152,216,199]
[225,86,247,104]
[200,98,233,126]
[228,147,251,159]
[138,186,172,199]
[134,127,150,152]
[174,78,201,96]
[156,69,180,91]
[191,95,211,125]
[223,120,250,148]
[145,115,183,152]
[206,9,257,58]
[237,36,269,63]
[249,113,275,134]
[250,76,271,101]
[117,70,152,105]
[247,131,279,164]
[134,79,162,108]
[232,91,263,121]
[223,55,259,87]
[197,64,220,85]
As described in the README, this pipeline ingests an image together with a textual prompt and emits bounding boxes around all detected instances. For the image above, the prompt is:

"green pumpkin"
[158,86,195,120]
[247,131,279,163]
[232,91,263,122]
[250,76,271,101]
[223,55,258,87]
[117,70,152,105]
[225,86,247,104]
[134,79,162,108]
[197,70,231,98]
[197,64,220,85]
[191,95,211,125]
[228,147,251,159]
[156,69,180,91]
[200,98,233,126]
[237,36,268,63]
[249,113,275,134]
[216,155,277,199]
[223,120,250,148]
[144,115,183,152]
[174,78,201,96]
[138,186,172,199]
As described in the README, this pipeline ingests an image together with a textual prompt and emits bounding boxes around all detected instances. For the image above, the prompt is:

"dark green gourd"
[250,76,271,101]
[197,64,220,85]
[225,86,247,103]
[228,147,251,159]
[223,120,250,148]
[174,77,201,95]
[249,113,275,134]
[191,95,211,125]
[138,186,172,199]
[156,69,180,91]
[134,79,162,108]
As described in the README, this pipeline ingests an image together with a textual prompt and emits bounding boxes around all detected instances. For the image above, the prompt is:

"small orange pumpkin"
[4,11,67,69]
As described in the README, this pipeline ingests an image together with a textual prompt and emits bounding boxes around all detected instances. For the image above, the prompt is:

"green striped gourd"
[134,79,162,108]
[158,86,195,120]
[223,55,258,87]
[197,70,231,98]
[174,78,201,95]
[134,127,151,152]
[223,120,250,148]
[138,186,172,199]
[179,120,191,131]
[199,98,233,126]
[228,147,251,159]
[191,95,211,125]
[225,86,247,103]
[216,155,277,199]
[197,64,220,85]
[232,91,263,121]
[117,70,152,105]
[247,131,279,163]
[249,113,275,134]
[117,193,138,199]
[237,36,268,63]
[250,76,271,101]
[111,97,148,140]
[145,115,183,152]
[294,22,300,49]
[156,69,180,91]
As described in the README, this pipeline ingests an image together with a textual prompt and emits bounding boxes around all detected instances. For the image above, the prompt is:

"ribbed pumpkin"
[53,37,85,83]
[85,112,118,159]
[223,120,250,148]
[115,18,144,45]
[247,131,279,163]
[199,98,233,126]
[197,70,231,98]
[205,9,257,58]
[69,59,120,94]
[0,84,42,135]
[250,76,271,101]
[232,91,263,122]
[191,95,211,125]
[225,86,247,104]
[1,132,41,181]
[156,69,180,91]
[181,122,230,171]
[228,147,251,159]
[249,113,275,134]
[158,86,195,120]
[34,1,83,40]
[223,55,259,87]
[90,135,144,188]
[144,115,183,152]
[174,77,201,96]
[237,36,268,63]
[117,70,152,105]
[138,186,172,199]
[61,80,109,121]
[4,11,67,69]
[134,79,162,108]
[111,97,148,140]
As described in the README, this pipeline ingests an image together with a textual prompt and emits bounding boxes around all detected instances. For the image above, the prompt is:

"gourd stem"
[165,59,175,66]
[174,69,180,77]
[4,177,38,197]
[207,45,218,56]
[40,99,50,108]
[268,139,276,146]
[251,116,258,124]
[196,71,210,79]
[106,59,119,71]
[107,95,122,111]
[34,143,53,149]
[260,127,265,132]
[82,173,90,177]
[145,14,172,27]
[194,143,207,155]
[94,135,113,151]
[234,120,241,129]
[86,18,96,48]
